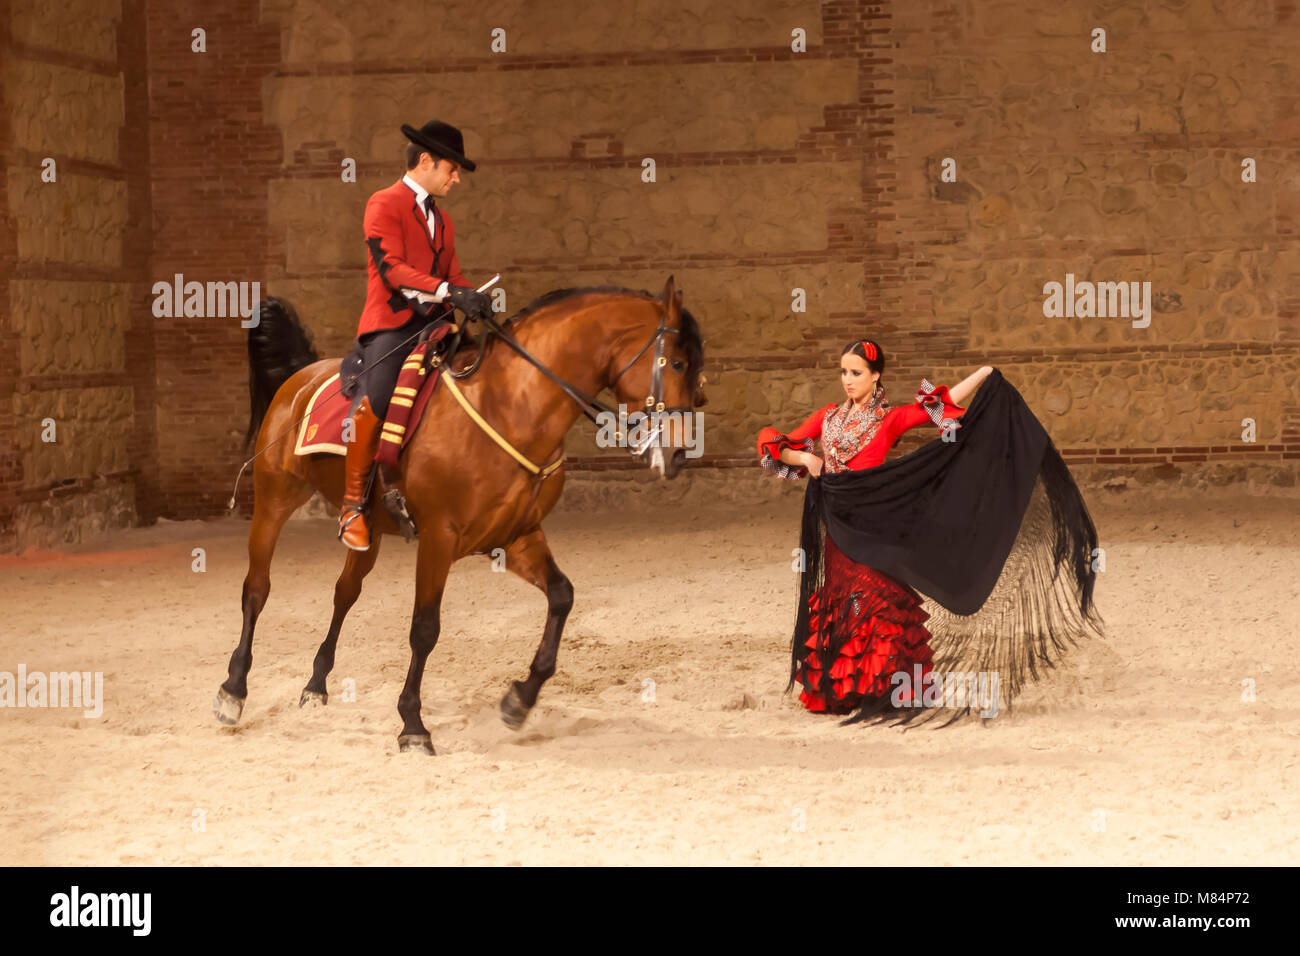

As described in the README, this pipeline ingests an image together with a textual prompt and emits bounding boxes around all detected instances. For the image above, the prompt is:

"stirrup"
[338,503,368,538]
[382,488,418,543]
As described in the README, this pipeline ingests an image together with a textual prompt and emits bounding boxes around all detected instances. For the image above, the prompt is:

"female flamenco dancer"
[757,340,1102,725]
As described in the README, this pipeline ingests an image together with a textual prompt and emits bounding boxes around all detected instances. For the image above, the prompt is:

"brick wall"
[252,0,1300,496]
[145,0,282,519]
[121,0,158,525]
[2,0,1297,552]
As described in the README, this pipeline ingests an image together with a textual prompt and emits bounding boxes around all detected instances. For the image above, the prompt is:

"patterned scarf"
[821,386,890,473]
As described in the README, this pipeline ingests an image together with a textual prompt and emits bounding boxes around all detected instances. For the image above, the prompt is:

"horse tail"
[244,296,319,450]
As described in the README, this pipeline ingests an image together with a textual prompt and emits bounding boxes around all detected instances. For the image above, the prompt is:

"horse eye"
[671,359,684,372]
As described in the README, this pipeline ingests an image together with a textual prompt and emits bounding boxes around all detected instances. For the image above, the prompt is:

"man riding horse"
[340,119,493,551]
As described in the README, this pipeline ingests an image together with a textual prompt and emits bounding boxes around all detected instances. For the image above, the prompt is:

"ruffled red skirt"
[796,533,935,714]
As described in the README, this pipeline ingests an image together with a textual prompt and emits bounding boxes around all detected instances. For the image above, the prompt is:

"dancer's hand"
[802,452,824,478]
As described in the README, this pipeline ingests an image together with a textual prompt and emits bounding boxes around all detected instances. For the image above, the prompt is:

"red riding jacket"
[358,178,469,337]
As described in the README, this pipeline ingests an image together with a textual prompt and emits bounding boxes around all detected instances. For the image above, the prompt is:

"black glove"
[445,285,492,321]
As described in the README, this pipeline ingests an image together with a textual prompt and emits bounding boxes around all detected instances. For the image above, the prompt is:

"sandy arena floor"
[1,487,1297,865]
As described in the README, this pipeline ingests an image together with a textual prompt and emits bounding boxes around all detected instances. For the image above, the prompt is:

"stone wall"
[870,0,1300,492]
[1,0,148,551]
[2,0,1297,551]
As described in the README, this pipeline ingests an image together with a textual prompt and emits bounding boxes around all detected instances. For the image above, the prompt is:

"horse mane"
[505,285,704,390]
[505,285,654,324]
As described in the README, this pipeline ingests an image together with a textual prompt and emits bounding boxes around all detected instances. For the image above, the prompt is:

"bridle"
[470,307,695,453]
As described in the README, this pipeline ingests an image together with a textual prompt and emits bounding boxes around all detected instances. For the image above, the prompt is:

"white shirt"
[401,174,449,303]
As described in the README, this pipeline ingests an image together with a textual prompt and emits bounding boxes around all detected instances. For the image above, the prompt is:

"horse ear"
[659,275,675,304]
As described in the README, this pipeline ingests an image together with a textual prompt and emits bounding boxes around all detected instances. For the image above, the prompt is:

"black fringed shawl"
[790,369,1103,724]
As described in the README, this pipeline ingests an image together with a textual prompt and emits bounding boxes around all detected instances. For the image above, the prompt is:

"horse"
[213,277,706,754]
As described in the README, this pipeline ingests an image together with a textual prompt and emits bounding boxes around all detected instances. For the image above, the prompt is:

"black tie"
[422,196,438,243]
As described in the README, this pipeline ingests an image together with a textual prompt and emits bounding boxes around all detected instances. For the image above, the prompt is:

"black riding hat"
[400,120,476,172]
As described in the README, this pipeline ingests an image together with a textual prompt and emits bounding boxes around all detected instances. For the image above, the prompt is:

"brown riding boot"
[338,396,384,551]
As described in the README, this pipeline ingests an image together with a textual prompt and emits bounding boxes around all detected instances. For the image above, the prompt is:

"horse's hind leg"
[498,528,574,730]
[214,468,312,725]
[300,536,383,707]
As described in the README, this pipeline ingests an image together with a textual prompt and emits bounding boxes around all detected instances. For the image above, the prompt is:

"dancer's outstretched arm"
[781,446,824,477]
[948,365,993,406]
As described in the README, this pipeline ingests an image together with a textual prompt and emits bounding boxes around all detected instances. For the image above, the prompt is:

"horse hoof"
[299,689,327,708]
[500,685,531,731]
[213,687,245,726]
[397,733,435,755]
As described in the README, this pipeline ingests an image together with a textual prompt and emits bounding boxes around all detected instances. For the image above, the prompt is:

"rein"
[476,311,681,425]
[453,308,693,460]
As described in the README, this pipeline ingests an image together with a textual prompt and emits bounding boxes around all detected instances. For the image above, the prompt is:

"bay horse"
[214,277,705,754]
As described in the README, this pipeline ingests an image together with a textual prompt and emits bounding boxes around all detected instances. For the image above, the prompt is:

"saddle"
[297,318,493,541]
[338,315,491,400]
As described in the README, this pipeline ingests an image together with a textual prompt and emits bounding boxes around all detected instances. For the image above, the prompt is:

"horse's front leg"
[498,527,574,730]
[396,534,453,755]
[301,535,383,707]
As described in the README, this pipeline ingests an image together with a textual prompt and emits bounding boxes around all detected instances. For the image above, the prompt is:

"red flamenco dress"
[757,381,967,714]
